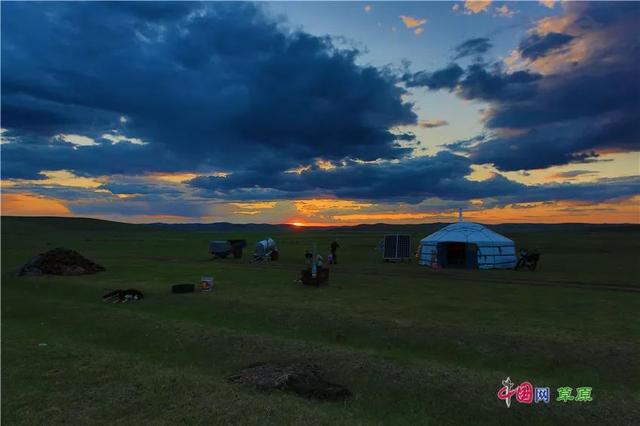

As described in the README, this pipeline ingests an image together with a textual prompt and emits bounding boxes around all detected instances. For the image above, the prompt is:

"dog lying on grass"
[102,289,144,303]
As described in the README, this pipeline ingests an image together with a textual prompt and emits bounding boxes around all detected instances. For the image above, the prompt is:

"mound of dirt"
[19,248,105,276]
[227,363,351,402]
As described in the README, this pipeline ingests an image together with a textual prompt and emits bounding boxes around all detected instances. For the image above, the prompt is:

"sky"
[1,1,639,225]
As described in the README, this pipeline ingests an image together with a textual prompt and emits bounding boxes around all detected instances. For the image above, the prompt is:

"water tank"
[255,237,276,256]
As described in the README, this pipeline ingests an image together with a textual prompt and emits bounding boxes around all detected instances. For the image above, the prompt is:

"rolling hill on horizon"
[3,216,639,235]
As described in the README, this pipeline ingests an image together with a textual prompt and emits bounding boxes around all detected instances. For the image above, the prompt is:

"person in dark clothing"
[516,248,529,269]
[330,240,340,264]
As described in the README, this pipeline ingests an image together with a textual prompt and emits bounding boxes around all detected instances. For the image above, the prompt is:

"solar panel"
[383,235,411,260]
[397,235,411,258]
[384,235,397,258]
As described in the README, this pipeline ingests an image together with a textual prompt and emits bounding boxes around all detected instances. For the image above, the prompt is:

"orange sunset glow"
[2,193,71,217]
[3,191,638,225]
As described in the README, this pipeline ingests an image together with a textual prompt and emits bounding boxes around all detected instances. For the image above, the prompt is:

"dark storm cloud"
[484,71,640,130]
[2,185,115,202]
[1,164,47,180]
[471,96,640,171]
[443,134,487,153]
[458,64,541,102]
[189,151,504,203]
[188,151,639,206]
[1,2,416,179]
[97,182,182,196]
[1,140,192,179]
[519,32,575,60]
[403,64,464,90]
[447,117,638,171]
[403,63,541,102]
[483,176,640,208]
[453,37,492,60]
[394,132,416,141]
[68,195,216,218]
[430,2,640,171]
[572,1,640,27]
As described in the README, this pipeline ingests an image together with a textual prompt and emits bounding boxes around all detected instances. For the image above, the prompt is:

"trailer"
[208,239,247,259]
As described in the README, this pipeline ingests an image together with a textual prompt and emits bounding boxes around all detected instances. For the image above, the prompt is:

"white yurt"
[418,210,516,269]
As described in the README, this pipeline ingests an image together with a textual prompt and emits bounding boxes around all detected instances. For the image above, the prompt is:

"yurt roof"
[420,222,513,244]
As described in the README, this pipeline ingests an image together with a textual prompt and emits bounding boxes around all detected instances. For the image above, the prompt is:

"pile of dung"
[227,363,351,402]
[19,247,105,276]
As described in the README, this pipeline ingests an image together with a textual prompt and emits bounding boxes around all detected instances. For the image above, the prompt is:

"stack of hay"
[18,247,105,276]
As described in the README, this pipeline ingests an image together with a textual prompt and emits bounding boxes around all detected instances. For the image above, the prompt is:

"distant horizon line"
[2,215,638,227]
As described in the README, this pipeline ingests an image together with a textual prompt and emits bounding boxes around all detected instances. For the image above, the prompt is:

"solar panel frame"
[383,234,411,260]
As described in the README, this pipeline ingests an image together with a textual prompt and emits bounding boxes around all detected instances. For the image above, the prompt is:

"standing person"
[516,248,528,269]
[330,240,340,264]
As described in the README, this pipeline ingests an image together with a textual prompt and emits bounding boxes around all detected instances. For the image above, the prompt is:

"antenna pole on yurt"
[458,208,463,223]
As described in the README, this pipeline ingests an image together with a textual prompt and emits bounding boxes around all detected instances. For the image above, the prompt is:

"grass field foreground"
[2,217,639,425]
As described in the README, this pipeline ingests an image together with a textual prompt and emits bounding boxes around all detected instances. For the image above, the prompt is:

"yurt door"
[436,242,448,267]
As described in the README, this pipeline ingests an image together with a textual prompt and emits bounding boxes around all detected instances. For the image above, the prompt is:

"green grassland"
[2,216,639,425]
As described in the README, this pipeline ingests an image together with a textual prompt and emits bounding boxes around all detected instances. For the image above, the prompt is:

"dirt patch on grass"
[18,248,105,276]
[227,363,351,402]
